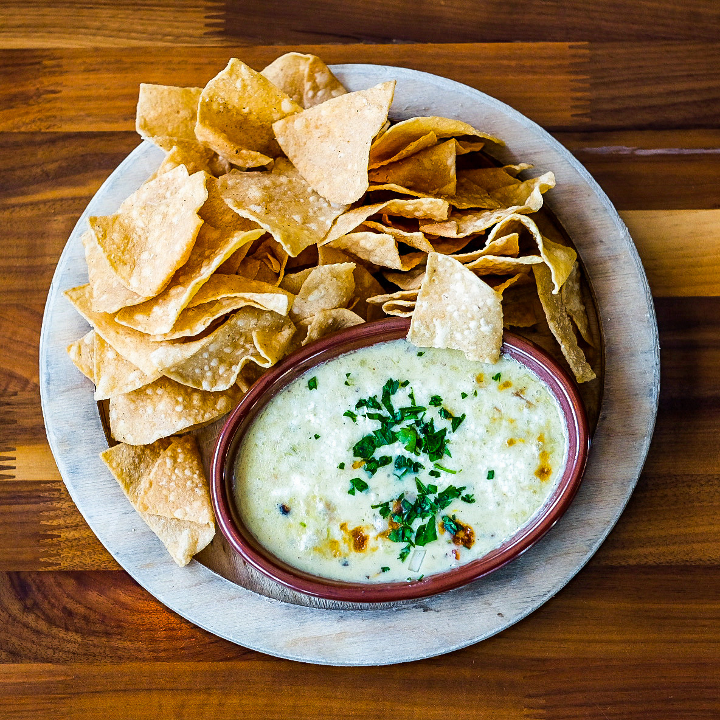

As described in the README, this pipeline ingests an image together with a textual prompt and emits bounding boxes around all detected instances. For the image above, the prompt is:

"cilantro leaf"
[348,477,369,495]
[307,377,318,390]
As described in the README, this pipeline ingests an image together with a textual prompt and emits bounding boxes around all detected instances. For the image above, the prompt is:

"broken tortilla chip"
[82,230,149,314]
[533,264,596,383]
[408,253,503,363]
[108,376,243,446]
[219,159,348,257]
[561,261,594,345]
[290,263,356,321]
[369,116,502,168]
[150,307,296,391]
[195,58,302,166]
[368,139,457,196]
[88,165,207,297]
[261,52,347,108]
[67,330,96,382]
[300,308,365,346]
[327,230,426,271]
[100,439,215,566]
[93,333,160,400]
[135,436,214,526]
[273,81,396,205]
[136,84,202,145]
[114,225,263,335]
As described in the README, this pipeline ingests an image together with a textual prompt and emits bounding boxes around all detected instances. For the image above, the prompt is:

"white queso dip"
[234,339,568,583]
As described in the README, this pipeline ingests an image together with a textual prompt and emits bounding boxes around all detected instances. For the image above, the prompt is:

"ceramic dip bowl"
[211,318,589,603]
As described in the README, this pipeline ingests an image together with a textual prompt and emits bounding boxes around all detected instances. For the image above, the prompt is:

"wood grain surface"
[1,1,719,717]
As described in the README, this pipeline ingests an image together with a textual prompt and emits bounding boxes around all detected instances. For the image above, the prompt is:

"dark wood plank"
[3,0,720,47]
[0,45,585,131]
[555,130,720,211]
[0,567,717,719]
[587,43,720,130]
[219,0,720,44]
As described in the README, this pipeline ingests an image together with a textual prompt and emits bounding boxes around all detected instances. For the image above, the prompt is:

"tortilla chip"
[136,84,202,144]
[383,265,426,291]
[219,159,348,257]
[261,52,347,108]
[245,237,289,286]
[109,376,243,445]
[199,176,258,233]
[362,221,434,253]
[67,330,96,382]
[408,253,503,363]
[324,198,449,245]
[114,225,263,335]
[82,230,149,314]
[93,333,160,400]
[150,307,296,391]
[300,308,365,346]
[195,58,302,166]
[369,116,502,168]
[327,230,426,271]
[155,276,294,340]
[150,142,223,180]
[368,139,457,195]
[88,165,207,297]
[290,263,356,321]
[367,288,419,317]
[466,254,543,275]
[273,81,396,204]
[64,284,179,375]
[488,214,576,292]
[280,267,314,295]
[135,436,213,525]
[100,439,214,566]
[368,131,438,169]
[450,233,520,264]
[533,264,596,383]
[561,261,593,345]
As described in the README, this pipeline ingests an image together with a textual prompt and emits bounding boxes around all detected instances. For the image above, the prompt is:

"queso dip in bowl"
[211,318,589,602]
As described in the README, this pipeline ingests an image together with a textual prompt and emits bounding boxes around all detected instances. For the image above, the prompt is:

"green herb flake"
[398,544,412,562]
[451,413,466,432]
[348,477,369,495]
[487,469,495,479]
[433,463,457,474]
[313,433,320,439]
[415,519,438,546]
[473,389,478,397]
[381,566,390,573]
[461,392,468,399]
[492,373,501,382]
[428,469,441,478]
[438,407,453,420]
[307,377,318,390]
[442,515,460,535]
[417,351,425,357]
[343,410,358,423]
[338,462,345,470]
[429,395,443,407]
[461,493,476,504]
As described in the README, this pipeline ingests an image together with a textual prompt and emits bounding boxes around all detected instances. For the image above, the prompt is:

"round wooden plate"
[39,64,659,666]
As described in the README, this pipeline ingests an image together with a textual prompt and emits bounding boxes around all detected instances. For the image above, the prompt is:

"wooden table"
[2,2,719,717]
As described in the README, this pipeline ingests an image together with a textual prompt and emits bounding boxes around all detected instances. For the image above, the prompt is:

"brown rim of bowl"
[211,317,589,603]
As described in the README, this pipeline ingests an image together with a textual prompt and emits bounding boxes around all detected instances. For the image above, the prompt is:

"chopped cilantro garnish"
[307,377,318,390]
[442,515,460,535]
[461,392,468,399]
[356,395,382,411]
[381,566,390,573]
[461,493,476,504]
[492,373,501,382]
[343,410,357,422]
[473,389,478,396]
[365,455,392,476]
[487,469,495,479]
[429,395,443,407]
[451,413,466,432]
[438,407,453,420]
[415,519,438,546]
[397,426,418,453]
[417,351,425,357]
[353,434,376,459]
[399,545,412,561]
[348,477,369,495]
[371,500,392,518]
[436,485,465,510]
[433,463,457,474]
[338,462,345,470]
[428,469,441,478]
[313,433,320,439]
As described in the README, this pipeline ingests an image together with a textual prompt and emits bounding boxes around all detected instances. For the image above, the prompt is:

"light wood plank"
[622,210,720,296]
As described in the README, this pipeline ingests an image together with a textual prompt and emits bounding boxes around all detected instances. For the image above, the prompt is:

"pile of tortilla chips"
[66,52,597,566]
